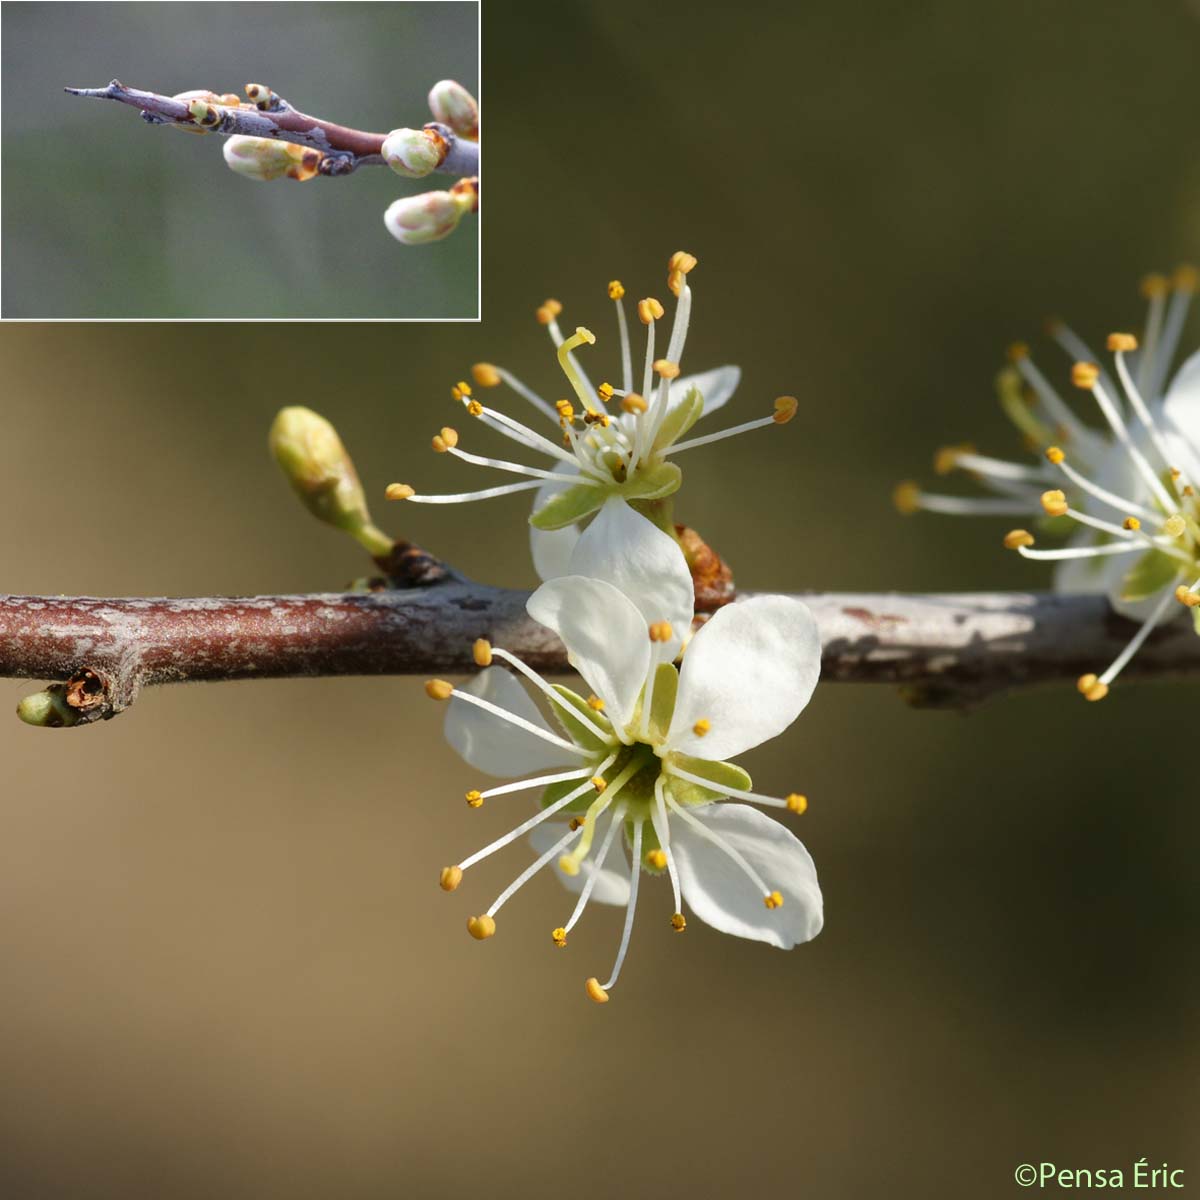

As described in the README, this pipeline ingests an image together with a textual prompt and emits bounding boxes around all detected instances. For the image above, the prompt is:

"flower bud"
[383,186,474,246]
[223,136,324,182]
[382,127,445,178]
[16,687,81,728]
[269,406,392,556]
[427,79,479,140]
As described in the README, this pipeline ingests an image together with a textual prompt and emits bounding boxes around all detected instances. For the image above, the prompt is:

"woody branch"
[64,79,479,176]
[2,584,1196,726]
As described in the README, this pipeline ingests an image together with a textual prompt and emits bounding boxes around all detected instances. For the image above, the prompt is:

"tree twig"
[64,79,479,176]
[2,584,1195,726]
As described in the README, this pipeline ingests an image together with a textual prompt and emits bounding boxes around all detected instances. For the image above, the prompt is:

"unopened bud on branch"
[383,181,476,246]
[382,127,445,178]
[269,406,393,556]
[223,136,324,182]
[16,688,81,728]
[427,79,479,140]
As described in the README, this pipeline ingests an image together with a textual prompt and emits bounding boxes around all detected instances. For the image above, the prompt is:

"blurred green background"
[2,1,1199,1197]
[0,1,478,318]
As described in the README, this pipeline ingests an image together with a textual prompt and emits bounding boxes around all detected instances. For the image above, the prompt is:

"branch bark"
[2,585,1195,725]
[64,79,479,176]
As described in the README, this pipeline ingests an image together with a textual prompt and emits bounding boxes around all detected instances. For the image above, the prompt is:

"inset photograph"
[1,1,479,319]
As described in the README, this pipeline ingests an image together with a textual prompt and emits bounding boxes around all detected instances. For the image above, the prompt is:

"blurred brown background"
[2,1,1199,1197]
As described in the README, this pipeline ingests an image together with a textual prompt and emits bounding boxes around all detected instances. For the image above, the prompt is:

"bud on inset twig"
[223,136,324,182]
[16,688,82,728]
[382,127,445,178]
[383,179,477,246]
[269,407,393,557]
[427,80,479,140]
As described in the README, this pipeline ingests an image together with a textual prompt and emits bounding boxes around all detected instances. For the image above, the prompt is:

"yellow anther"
[773,395,798,425]
[621,393,648,414]
[465,789,483,808]
[1122,516,1141,532]
[646,849,667,870]
[1140,272,1169,299]
[425,678,454,701]
[431,427,457,453]
[1006,341,1029,362]
[637,297,665,324]
[608,280,625,300]
[586,695,605,711]
[386,483,415,500]
[536,299,563,324]
[1173,264,1198,293]
[670,912,687,932]
[1185,486,1196,498]
[1071,362,1100,389]
[439,865,463,892]
[648,620,674,643]
[892,481,921,515]
[591,777,607,793]
[455,380,471,397]
[693,718,711,737]
[1003,529,1035,550]
[1040,489,1069,518]
[585,977,609,1004]
[786,793,808,814]
[598,382,615,402]
[1163,514,1186,538]
[472,638,492,667]
[471,362,501,387]
[667,269,686,298]
[1175,585,1200,608]
[1076,673,1109,702]
[1046,446,1065,465]
[467,915,496,940]
[669,250,698,274]
[568,817,584,831]
[764,890,784,910]
[1107,332,1138,353]
[466,400,483,417]
[933,444,969,475]
[583,408,610,427]
[551,927,568,948]
[558,855,580,877]
[653,359,681,379]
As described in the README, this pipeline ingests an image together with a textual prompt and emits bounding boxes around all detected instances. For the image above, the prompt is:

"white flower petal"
[1163,348,1200,450]
[527,576,651,731]
[667,595,821,760]
[529,816,630,906]
[567,498,695,645]
[674,365,741,421]
[444,667,575,778]
[529,475,582,582]
[672,803,822,948]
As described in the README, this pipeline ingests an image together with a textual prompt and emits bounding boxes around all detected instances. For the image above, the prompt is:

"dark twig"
[64,79,479,176]
[2,587,1195,726]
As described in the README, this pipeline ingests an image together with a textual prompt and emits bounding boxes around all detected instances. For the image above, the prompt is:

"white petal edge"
[527,575,651,732]
[444,667,576,779]
[1163,347,1200,451]
[673,365,741,422]
[667,595,821,760]
[529,474,582,582]
[529,815,630,907]
[567,498,695,650]
[671,803,822,948]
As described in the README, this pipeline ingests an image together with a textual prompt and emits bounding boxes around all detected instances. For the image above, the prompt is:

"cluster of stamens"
[424,635,811,1003]
[896,266,1200,700]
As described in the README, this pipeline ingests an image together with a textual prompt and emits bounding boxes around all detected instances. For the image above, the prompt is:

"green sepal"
[530,482,607,531]
[650,388,704,455]
[1119,548,1180,603]
[666,753,752,807]
[619,459,681,502]
[628,663,678,745]
[539,774,594,815]
[549,685,614,755]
